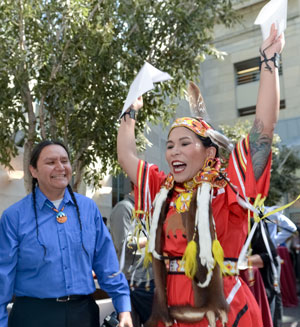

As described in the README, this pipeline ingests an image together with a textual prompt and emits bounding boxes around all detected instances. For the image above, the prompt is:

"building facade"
[196,0,300,220]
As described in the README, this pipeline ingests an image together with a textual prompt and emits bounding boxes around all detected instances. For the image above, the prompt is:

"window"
[238,100,286,117]
[235,57,283,86]
[235,58,260,85]
[112,174,131,207]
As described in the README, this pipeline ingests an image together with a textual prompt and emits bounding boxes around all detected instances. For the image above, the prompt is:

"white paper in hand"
[254,0,287,40]
[120,62,172,117]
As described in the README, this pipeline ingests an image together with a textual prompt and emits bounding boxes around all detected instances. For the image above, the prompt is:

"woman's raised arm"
[117,96,143,185]
[250,23,285,180]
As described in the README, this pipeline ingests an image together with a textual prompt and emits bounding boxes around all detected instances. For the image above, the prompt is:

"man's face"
[29,145,72,200]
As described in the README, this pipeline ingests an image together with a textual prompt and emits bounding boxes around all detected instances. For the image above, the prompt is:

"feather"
[187,81,209,121]
[212,239,231,275]
[187,81,234,152]
[143,241,153,268]
[148,187,168,254]
[205,129,234,152]
[182,240,198,279]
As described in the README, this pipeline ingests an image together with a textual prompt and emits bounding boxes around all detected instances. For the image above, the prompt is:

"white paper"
[254,0,287,40]
[120,62,172,117]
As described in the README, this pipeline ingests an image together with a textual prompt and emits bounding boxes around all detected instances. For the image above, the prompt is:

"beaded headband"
[168,117,212,138]
[169,116,233,152]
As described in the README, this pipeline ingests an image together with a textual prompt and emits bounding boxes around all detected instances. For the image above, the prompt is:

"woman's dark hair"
[196,134,219,158]
[30,140,88,258]
[193,117,219,157]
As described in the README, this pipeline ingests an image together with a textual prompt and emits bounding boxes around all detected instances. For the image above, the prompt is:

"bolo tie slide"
[46,202,67,223]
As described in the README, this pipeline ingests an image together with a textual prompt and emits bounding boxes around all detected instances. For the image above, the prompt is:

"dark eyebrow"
[43,155,69,162]
[179,137,192,141]
[166,136,191,145]
[43,157,56,161]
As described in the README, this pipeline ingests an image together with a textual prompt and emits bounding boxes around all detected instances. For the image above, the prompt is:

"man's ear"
[206,146,217,158]
[29,165,37,178]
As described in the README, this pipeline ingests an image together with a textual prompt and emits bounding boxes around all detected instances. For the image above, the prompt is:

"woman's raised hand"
[130,96,143,111]
[260,23,285,58]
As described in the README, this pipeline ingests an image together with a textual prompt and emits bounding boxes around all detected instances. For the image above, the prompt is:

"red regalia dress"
[135,136,272,327]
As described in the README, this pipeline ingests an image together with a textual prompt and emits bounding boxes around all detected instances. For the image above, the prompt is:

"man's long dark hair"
[30,140,88,258]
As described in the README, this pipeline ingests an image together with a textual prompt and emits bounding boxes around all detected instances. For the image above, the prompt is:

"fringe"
[148,187,169,254]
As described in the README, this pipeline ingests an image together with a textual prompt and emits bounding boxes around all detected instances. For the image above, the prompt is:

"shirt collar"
[124,193,134,203]
[35,186,74,210]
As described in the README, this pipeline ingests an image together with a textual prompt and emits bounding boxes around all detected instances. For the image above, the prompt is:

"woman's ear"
[206,146,217,158]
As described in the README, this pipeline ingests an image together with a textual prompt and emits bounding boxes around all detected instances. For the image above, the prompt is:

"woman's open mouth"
[172,161,186,173]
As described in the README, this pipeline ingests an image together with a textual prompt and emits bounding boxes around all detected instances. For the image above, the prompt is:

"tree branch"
[88,0,104,21]
[18,0,36,193]
[38,34,70,139]
[71,142,89,192]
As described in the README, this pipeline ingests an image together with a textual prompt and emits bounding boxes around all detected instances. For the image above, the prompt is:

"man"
[0,140,132,327]
[265,206,297,247]
[249,208,298,327]
[109,182,154,326]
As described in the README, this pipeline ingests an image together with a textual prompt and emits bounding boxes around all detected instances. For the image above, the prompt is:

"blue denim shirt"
[0,187,130,326]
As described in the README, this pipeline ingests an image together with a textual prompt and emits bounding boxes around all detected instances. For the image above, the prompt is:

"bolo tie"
[46,202,67,223]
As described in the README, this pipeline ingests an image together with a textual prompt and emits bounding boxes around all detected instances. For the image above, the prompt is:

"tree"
[219,120,300,206]
[0,0,238,192]
[267,145,300,206]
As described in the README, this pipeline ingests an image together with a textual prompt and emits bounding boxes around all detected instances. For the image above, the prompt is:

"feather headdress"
[171,81,234,153]
[187,81,210,122]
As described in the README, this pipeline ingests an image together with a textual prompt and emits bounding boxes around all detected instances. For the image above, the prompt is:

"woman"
[117,24,284,327]
[0,140,133,327]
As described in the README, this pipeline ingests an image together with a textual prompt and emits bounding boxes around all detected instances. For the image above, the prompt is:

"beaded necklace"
[165,157,227,213]
[45,201,67,223]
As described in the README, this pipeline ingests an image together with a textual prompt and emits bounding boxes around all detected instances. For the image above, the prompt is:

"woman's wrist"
[259,46,280,73]
[120,108,137,122]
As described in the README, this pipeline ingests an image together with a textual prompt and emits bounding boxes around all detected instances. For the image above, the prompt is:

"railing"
[236,68,260,85]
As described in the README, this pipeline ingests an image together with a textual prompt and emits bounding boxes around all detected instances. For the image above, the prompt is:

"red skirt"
[157,274,263,327]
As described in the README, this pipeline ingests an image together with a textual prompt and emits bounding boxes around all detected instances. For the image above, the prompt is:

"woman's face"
[29,144,72,200]
[166,127,215,183]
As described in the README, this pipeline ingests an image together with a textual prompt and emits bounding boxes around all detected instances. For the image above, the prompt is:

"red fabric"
[277,246,299,307]
[158,274,263,327]
[134,161,166,218]
[227,136,272,207]
[240,268,273,327]
[136,136,272,327]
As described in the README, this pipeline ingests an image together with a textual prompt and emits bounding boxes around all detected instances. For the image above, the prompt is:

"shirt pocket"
[68,227,96,258]
[69,230,82,243]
